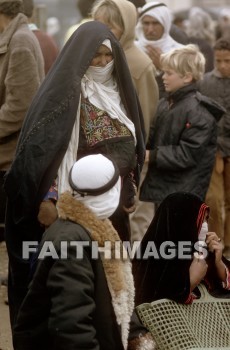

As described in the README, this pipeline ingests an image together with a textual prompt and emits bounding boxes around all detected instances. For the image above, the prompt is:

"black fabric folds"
[133,192,205,305]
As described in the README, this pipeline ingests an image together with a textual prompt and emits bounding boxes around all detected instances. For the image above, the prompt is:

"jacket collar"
[167,83,197,105]
[57,192,135,349]
[0,13,28,54]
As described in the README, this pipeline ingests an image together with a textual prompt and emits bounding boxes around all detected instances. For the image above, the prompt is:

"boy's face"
[162,68,192,93]
[215,49,230,78]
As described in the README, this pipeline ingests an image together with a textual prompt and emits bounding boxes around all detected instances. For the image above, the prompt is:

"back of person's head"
[186,7,215,46]
[91,0,124,33]
[0,0,23,17]
[77,0,96,18]
[22,0,33,18]
[69,154,121,219]
[214,36,230,52]
[160,44,205,81]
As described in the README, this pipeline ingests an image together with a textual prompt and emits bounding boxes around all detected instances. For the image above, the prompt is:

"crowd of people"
[0,0,230,349]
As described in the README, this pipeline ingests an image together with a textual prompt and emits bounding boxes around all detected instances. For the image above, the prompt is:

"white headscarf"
[70,154,121,219]
[135,1,183,54]
[58,39,135,195]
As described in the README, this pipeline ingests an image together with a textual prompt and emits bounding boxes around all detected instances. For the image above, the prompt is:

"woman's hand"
[206,232,223,263]
[206,232,227,282]
[189,255,208,291]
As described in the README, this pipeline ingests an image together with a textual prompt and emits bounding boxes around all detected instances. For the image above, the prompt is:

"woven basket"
[136,284,230,350]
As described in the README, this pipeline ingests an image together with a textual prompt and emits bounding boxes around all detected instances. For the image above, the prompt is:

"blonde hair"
[91,0,124,32]
[160,44,205,81]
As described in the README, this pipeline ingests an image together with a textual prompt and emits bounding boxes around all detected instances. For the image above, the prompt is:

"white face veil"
[69,154,121,220]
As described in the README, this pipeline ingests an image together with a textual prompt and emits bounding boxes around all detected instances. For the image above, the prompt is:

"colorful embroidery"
[81,99,132,147]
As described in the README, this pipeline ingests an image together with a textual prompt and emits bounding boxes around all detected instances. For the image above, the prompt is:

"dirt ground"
[0,242,13,350]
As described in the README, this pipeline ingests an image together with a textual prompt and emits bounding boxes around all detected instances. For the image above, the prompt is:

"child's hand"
[206,232,223,263]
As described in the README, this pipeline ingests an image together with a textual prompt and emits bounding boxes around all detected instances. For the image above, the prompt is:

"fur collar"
[57,192,135,349]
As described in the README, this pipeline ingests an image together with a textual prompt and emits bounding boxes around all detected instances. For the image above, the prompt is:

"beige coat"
[112,0,159,141]
[0,13,44,171]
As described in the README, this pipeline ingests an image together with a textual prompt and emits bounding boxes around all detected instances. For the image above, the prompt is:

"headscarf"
[69,154,121,219]
[135,1,183,54]
[4,21,145,224]
[133,192,209,305]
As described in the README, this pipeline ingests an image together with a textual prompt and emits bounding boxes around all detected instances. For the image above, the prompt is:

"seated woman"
[133,192,230,305]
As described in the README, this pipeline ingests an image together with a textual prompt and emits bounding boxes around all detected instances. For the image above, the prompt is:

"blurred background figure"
[198,36,230,260]
[46,16,62,48]
[185,6,215,72]
[22,0,59,75]
[216,8,230,40]
[64,0,95,44]
[0,0,44,323]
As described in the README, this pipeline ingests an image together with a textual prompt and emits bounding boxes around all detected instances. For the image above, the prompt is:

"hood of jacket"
[57,191,135,350]
[110,0,155,79]
[111,0,137,50]
[0,13,28,53]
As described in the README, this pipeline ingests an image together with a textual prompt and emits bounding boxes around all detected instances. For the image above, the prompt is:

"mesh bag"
[136,284,230,350]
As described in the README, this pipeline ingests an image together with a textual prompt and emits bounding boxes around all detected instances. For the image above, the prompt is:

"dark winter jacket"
[140,83,225,203]
[13,193,152,350]
[198,69,230,158]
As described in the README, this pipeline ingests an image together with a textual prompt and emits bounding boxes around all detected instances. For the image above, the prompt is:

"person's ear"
[183,72,193,84]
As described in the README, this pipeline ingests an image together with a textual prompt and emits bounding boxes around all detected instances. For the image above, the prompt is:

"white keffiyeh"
[70,154,121,220]
[135,1,183,54]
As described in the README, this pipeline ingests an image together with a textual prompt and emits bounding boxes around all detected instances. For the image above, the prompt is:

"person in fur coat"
[13,154,155,350]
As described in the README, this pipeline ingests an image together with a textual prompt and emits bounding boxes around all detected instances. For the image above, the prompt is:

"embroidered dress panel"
[81,99,133,147]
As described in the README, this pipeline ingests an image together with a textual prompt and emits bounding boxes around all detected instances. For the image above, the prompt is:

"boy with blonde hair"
[140,44,225,208]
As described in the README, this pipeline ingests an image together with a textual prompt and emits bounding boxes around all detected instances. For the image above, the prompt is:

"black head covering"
[133,192,208,305]
[4,21,145,224]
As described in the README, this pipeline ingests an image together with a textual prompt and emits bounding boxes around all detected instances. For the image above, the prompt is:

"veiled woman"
[4,21,145,326]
